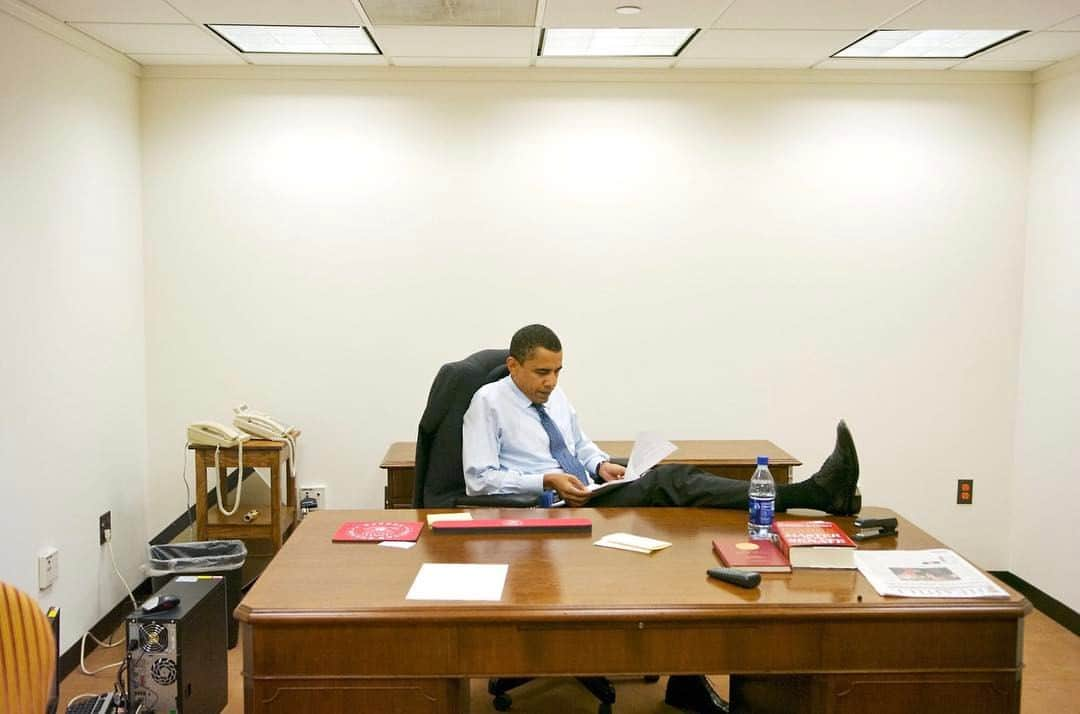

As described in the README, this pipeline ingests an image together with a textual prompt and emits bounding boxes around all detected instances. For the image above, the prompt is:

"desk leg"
[285,455,296,510]
[194,450,209,541]
[270,457,281,552]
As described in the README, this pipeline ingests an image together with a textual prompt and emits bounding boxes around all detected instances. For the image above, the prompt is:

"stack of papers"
[594,532,672,554]
[555,432,677,505]
[426,512,473,525]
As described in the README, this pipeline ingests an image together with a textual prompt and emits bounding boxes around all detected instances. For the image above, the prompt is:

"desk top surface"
[237,507,1026,624]
[380,440,801,468]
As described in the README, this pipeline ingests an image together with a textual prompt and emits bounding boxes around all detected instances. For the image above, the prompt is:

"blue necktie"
[532,403,589,485]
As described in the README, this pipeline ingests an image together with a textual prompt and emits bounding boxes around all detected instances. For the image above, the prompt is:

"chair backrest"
[414,348,510,507]
[0,582,56,714]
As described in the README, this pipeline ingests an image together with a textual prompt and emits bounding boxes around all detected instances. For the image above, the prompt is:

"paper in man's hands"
[581,431,677,499]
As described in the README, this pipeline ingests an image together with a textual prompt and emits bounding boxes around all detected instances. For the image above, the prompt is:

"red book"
[712,536,791,573]
[431,518,591,534]
[771,520,857,569]
[332,521,423,542]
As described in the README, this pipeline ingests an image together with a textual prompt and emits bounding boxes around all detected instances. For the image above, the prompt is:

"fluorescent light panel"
[834,30,1024,59]
[541,28,695,57]
[208,25,379,54]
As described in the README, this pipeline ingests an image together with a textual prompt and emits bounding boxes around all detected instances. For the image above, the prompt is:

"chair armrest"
[453,494,542,508]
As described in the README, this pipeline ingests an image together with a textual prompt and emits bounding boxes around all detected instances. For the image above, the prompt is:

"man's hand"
[597,461,626,482]
[543,473,591,507]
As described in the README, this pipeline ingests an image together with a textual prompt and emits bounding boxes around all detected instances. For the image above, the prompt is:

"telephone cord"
[214,439,245,517]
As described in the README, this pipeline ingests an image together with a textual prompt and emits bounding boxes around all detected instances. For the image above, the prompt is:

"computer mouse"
[142,594,180,613]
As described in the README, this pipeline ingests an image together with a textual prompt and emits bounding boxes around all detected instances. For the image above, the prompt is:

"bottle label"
[749,496,774,527]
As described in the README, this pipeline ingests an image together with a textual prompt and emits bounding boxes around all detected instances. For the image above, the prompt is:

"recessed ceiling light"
[207,24,380,54]
[615,5,642,14]
[540,28,697,57]
[833,29,1025,59]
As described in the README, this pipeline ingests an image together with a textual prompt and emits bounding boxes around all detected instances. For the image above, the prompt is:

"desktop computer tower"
[126,575,228,714]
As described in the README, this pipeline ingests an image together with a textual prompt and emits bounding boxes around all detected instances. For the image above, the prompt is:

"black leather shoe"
[664,675,729,714]
[809,420,861,516]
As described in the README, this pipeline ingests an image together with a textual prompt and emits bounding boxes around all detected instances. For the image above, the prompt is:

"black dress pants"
[587,464,750,508]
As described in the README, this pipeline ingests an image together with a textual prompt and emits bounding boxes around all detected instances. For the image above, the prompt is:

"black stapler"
[853,517,898,542]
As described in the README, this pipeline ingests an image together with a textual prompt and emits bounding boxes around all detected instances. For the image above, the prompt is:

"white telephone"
[187,421,247,448]
[232,404,292,440]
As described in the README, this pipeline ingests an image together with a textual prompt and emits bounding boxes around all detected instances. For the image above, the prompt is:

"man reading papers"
[463,324,860,514]
[461,323,861,713]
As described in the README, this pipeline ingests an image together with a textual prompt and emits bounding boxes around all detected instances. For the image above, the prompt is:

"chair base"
[488,676,616,713]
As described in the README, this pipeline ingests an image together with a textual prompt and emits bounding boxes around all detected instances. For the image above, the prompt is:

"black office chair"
[414,348,617,713]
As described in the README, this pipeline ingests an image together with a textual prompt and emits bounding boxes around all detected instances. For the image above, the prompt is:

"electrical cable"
[179,443,193,539]
[66,693,101,709]
[105,531,138,611]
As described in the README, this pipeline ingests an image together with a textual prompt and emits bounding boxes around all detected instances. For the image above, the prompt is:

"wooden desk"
[381,439,802,508]
[237,507,1028,714]
[190,439,297,553]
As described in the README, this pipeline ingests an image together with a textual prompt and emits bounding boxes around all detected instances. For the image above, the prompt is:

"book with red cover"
[332,521,424,542]
[711,536,791,573]
[431,518,591,534]
[771,520,857,569]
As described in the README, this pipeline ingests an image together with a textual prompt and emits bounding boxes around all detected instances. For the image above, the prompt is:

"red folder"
[332,521,423,542]
[431,518,592,534]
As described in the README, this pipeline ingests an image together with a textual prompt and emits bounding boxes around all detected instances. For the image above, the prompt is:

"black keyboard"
[65,693,113,714]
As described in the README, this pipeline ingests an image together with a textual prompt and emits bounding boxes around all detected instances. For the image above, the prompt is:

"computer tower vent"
[151,657,178,685]
[139,623,169,653]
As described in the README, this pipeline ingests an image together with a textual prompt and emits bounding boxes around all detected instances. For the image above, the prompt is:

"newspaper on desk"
[554,432,677,505]
[854,549,1009,598]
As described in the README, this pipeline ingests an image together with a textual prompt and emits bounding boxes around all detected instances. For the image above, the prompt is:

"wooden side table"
[191,439,297,553]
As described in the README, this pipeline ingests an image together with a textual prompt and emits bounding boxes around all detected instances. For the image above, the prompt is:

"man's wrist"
[594,461,608,482]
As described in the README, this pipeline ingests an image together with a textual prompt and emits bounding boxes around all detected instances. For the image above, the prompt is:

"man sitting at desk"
[462,323,860,714]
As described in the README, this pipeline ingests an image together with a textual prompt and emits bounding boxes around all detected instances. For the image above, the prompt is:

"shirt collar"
[503,374,543,411]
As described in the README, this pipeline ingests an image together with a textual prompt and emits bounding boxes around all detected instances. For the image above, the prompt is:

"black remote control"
[707,567,761,589]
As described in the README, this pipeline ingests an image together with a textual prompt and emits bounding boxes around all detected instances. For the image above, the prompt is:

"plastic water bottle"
[748,455,776,540]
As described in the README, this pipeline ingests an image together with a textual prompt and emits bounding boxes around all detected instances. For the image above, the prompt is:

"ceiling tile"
[534,56,676,68]
[372,26,534,57]
[542,0,729,28]
[390,57,532,66]
[166,0,364,25]
[713,0,916,30]
[1051,14,1080,30]
[815,58,959,70]
[975,30,1080,60]
[70,23,233,54]
[245,53,389,65]
[951,58,1052,70]
[682,29,860,60]
[360,0,537,27]
[677,58,813,68]
[129,53,247,65]
[885,0,1080,31]
[25,0,187,23]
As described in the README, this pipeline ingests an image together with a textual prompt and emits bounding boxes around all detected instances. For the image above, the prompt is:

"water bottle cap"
[756,455,769,465]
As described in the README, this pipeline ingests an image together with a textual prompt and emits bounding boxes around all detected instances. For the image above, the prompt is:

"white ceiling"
[22,0,1080,71]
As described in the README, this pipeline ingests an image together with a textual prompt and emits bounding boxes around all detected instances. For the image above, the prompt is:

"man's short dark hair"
[509,324,561,363]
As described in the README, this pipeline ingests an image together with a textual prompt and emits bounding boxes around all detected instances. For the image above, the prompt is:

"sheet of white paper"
[854,549,1009,598]
[624,431,678,481]
[426,512,474,525]
[406,563,509,601]
[378,540,416,550]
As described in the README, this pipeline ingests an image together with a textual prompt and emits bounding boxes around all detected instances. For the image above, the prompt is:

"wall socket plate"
[299,486,327,509]
[99,511,111,545]
[38,547,59,590]
[957,479,973,505]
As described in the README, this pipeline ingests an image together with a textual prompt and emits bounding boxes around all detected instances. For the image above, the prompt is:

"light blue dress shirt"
[462,376,609,496]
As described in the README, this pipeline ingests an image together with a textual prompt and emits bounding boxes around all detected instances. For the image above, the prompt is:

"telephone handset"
[232,404,292,440]
[187,421,248,448]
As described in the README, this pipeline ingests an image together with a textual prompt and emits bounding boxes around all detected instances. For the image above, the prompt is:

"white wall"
[1010,65,1080,612]
[141,74,1031,569]
[0,11,146,651]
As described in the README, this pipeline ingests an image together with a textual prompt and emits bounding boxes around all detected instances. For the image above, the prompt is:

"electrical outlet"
[38,547,59,590]
[299,486,327,510]
[99,511,111,545]
[957,479,973,505]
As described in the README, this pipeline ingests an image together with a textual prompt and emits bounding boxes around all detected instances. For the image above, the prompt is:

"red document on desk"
[332,521,423,542]
[431,518,591,534]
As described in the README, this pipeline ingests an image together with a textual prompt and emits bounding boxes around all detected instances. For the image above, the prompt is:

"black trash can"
[148,540,247,648]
